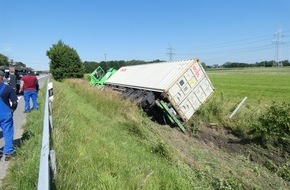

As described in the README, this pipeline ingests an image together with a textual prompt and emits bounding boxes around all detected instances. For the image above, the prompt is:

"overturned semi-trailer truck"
[90,58,215,132]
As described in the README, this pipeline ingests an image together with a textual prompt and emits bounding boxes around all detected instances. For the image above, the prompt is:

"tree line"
[215,60,290,68]
[84,59,165,74]
[2,40,290,81]
[85,60,290,73]
[0,53,26,68]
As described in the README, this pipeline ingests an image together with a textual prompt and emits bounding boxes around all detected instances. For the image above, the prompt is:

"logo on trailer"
[192,65,200,78]
[120,67,127,72]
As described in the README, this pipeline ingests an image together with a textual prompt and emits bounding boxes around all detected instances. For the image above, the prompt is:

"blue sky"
[0,0,289,70]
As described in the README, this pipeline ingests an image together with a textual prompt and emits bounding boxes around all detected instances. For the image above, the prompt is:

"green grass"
[2,67,290,189]
[207,67,290,103]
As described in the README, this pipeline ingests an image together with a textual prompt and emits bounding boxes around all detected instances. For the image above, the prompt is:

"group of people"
[0,70,39,161]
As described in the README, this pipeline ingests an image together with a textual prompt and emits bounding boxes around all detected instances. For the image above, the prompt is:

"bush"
[251,101,290,148]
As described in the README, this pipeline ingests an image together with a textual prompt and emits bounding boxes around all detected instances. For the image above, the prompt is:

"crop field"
[206,67,290,104]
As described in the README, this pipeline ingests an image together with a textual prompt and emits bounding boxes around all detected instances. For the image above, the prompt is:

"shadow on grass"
[0,130,32,160]
[13,130,34,149]
[0,130,33,159]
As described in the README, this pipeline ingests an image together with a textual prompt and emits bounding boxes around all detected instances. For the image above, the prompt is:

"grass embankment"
[2,67,289,189]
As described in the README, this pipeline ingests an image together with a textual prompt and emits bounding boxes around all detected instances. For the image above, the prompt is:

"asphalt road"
[0,74,50,184]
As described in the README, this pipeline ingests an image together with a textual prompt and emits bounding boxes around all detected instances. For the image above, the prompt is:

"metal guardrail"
[37,81,55,190]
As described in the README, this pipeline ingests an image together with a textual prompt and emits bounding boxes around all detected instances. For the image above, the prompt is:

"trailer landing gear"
[155,100,186,133]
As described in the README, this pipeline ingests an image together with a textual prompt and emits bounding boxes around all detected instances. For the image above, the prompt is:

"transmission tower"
[167,44,175,61]
[273,29,285,67]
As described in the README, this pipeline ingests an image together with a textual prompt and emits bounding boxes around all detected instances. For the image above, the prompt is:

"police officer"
[0,70,18,161]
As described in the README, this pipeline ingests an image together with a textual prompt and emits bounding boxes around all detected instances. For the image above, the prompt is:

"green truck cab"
[90,66,117,88]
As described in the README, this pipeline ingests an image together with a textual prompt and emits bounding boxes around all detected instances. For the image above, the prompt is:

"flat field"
[206,67,290,104]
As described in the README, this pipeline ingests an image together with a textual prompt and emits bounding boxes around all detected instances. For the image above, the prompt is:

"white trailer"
[91,58,215,132]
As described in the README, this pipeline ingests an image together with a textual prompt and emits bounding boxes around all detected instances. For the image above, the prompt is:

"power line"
[273,29,285,66]
[175,43,274,57]
[166,44,175,61]
[177,34,273,50]
[174,31,289,64]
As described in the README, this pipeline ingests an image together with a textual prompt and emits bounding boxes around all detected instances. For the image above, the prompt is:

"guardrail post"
[48,82,54,102]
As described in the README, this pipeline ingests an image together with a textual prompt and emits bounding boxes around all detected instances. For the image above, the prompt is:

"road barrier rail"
[37,80,56,190]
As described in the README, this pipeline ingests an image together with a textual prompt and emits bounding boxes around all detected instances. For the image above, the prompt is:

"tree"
[0,53,9,66]
[200,62,207,70]
[84,61,98,73]
[15,62,26,67]
[282,60,290,66]
[46,40,85,81]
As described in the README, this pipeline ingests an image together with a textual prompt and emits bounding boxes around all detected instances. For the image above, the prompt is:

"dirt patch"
[196,126,288,165]
[158,125,288,168]
[196,125,250,154]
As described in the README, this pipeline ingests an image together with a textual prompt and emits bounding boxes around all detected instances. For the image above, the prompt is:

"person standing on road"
[19,70,39,113]
[0,70,18,160]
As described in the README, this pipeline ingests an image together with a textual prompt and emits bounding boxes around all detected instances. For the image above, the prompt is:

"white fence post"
[228,97,248,121]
